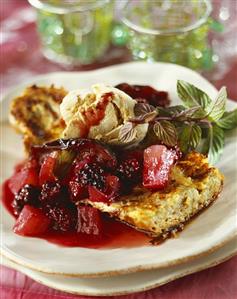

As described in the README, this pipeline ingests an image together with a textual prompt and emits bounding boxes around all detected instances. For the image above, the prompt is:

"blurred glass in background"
[28,0,113,65]
[27,0,237,76]
[118,0,215,70]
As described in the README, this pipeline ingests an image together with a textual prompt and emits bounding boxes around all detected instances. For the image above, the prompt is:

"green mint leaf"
[196,135,210,155]
[156,106,185,117]
[166,105,186,115]
[143,110,158,122]
[190,107,208,119]
[175,106,206,121]
[134,103,155,116]
[208,87,227,121]
[216,109,237,130]
[179,123,202,153]
[119,122,137,143]
[177,80,212,109]
[208,124,224,165]
[133,103,158,123]
[130,111,158,123]
[153,120,178,146]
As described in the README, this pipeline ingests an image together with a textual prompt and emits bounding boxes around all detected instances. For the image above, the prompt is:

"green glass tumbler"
[28,0,113,65]
[121,0,214,70]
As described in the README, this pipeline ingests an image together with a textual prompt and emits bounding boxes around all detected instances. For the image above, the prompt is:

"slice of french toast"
[9,85,67,151]
[86,152,223,238]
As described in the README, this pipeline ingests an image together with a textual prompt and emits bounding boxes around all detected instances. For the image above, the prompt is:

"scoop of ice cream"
[60,84,148,146]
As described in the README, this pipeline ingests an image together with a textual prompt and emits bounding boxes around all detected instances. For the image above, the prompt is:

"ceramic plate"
[1,238,237,296]
[1,62,237,277]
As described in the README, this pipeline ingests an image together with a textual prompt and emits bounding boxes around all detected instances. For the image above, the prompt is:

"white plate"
[1,62,237,277]
[1,238,237,296]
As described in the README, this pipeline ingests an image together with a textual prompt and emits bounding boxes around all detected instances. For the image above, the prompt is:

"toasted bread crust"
[9,85,67,151]
[86,152,224,238]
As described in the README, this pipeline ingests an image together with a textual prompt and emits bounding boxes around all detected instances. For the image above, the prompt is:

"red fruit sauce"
[75,92,113,138]
[1,179,150,248]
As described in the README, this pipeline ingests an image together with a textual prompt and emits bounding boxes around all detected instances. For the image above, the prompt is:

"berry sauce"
[1,177,150,248]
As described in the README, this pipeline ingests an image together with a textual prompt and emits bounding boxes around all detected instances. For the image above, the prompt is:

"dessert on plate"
[2,79,236,248]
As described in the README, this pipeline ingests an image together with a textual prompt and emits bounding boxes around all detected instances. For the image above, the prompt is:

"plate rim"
[1,239,237,296]
[0,61,219,102]
[1,61,237,277]
[1,232,236,278]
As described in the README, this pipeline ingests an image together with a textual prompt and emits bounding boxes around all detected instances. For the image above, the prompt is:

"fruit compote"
[1,137,180,248]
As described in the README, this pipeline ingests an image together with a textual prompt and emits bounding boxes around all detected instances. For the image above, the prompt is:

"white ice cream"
[60,84,148,146]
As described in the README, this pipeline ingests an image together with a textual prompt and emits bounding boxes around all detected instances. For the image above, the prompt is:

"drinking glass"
[120,0,214,70]
[28,0,113,65]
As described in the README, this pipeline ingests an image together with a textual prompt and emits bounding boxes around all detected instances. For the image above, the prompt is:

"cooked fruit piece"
[13,205,51,236]
[39,182,64,204]
[86,152,223,238]
[115,83,170,107]
[77,206,103,235]
[39,154,57,185]
[88,175,120,203]
[9,161,39,194]
[143,145,179,189]
[45,204,77,232]
[117,158,141,183]
[33,138,117,169]
[9,85,67,151]
[76,163,106,191]
[88,186,108,203]
[69,181,88,201]
[12,184,40,216]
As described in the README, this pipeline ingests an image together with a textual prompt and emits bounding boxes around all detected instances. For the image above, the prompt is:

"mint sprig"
[177,80,212,109]
[153,120,177,146]
[207,87,227,121]
[179,123,202,153]
[207,124,224,165]
[216,110,237,130]
[119,80,237,164]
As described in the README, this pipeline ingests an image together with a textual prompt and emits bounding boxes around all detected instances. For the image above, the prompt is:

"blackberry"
[77,163,105,191]
[117,158,141,183]
[12,184,40,216]
[46,204,77,232]
[39,182,65,204]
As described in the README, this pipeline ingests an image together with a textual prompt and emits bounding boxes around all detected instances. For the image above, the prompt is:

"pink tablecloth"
[1,1,237,298]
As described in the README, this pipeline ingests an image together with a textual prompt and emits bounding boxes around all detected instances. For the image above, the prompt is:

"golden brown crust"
[87,152,224,239]
[9,85,67,151]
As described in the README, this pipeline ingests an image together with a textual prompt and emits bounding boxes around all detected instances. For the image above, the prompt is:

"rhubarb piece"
[77,206,103,235]
[13,205,50,236]
[9,162,38,194]
[88,175,120,203]
[33,138,117,169]
[39,154,57,185]
[69,181,88,202]
[88,186,109,203]
[143,145,178,189]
